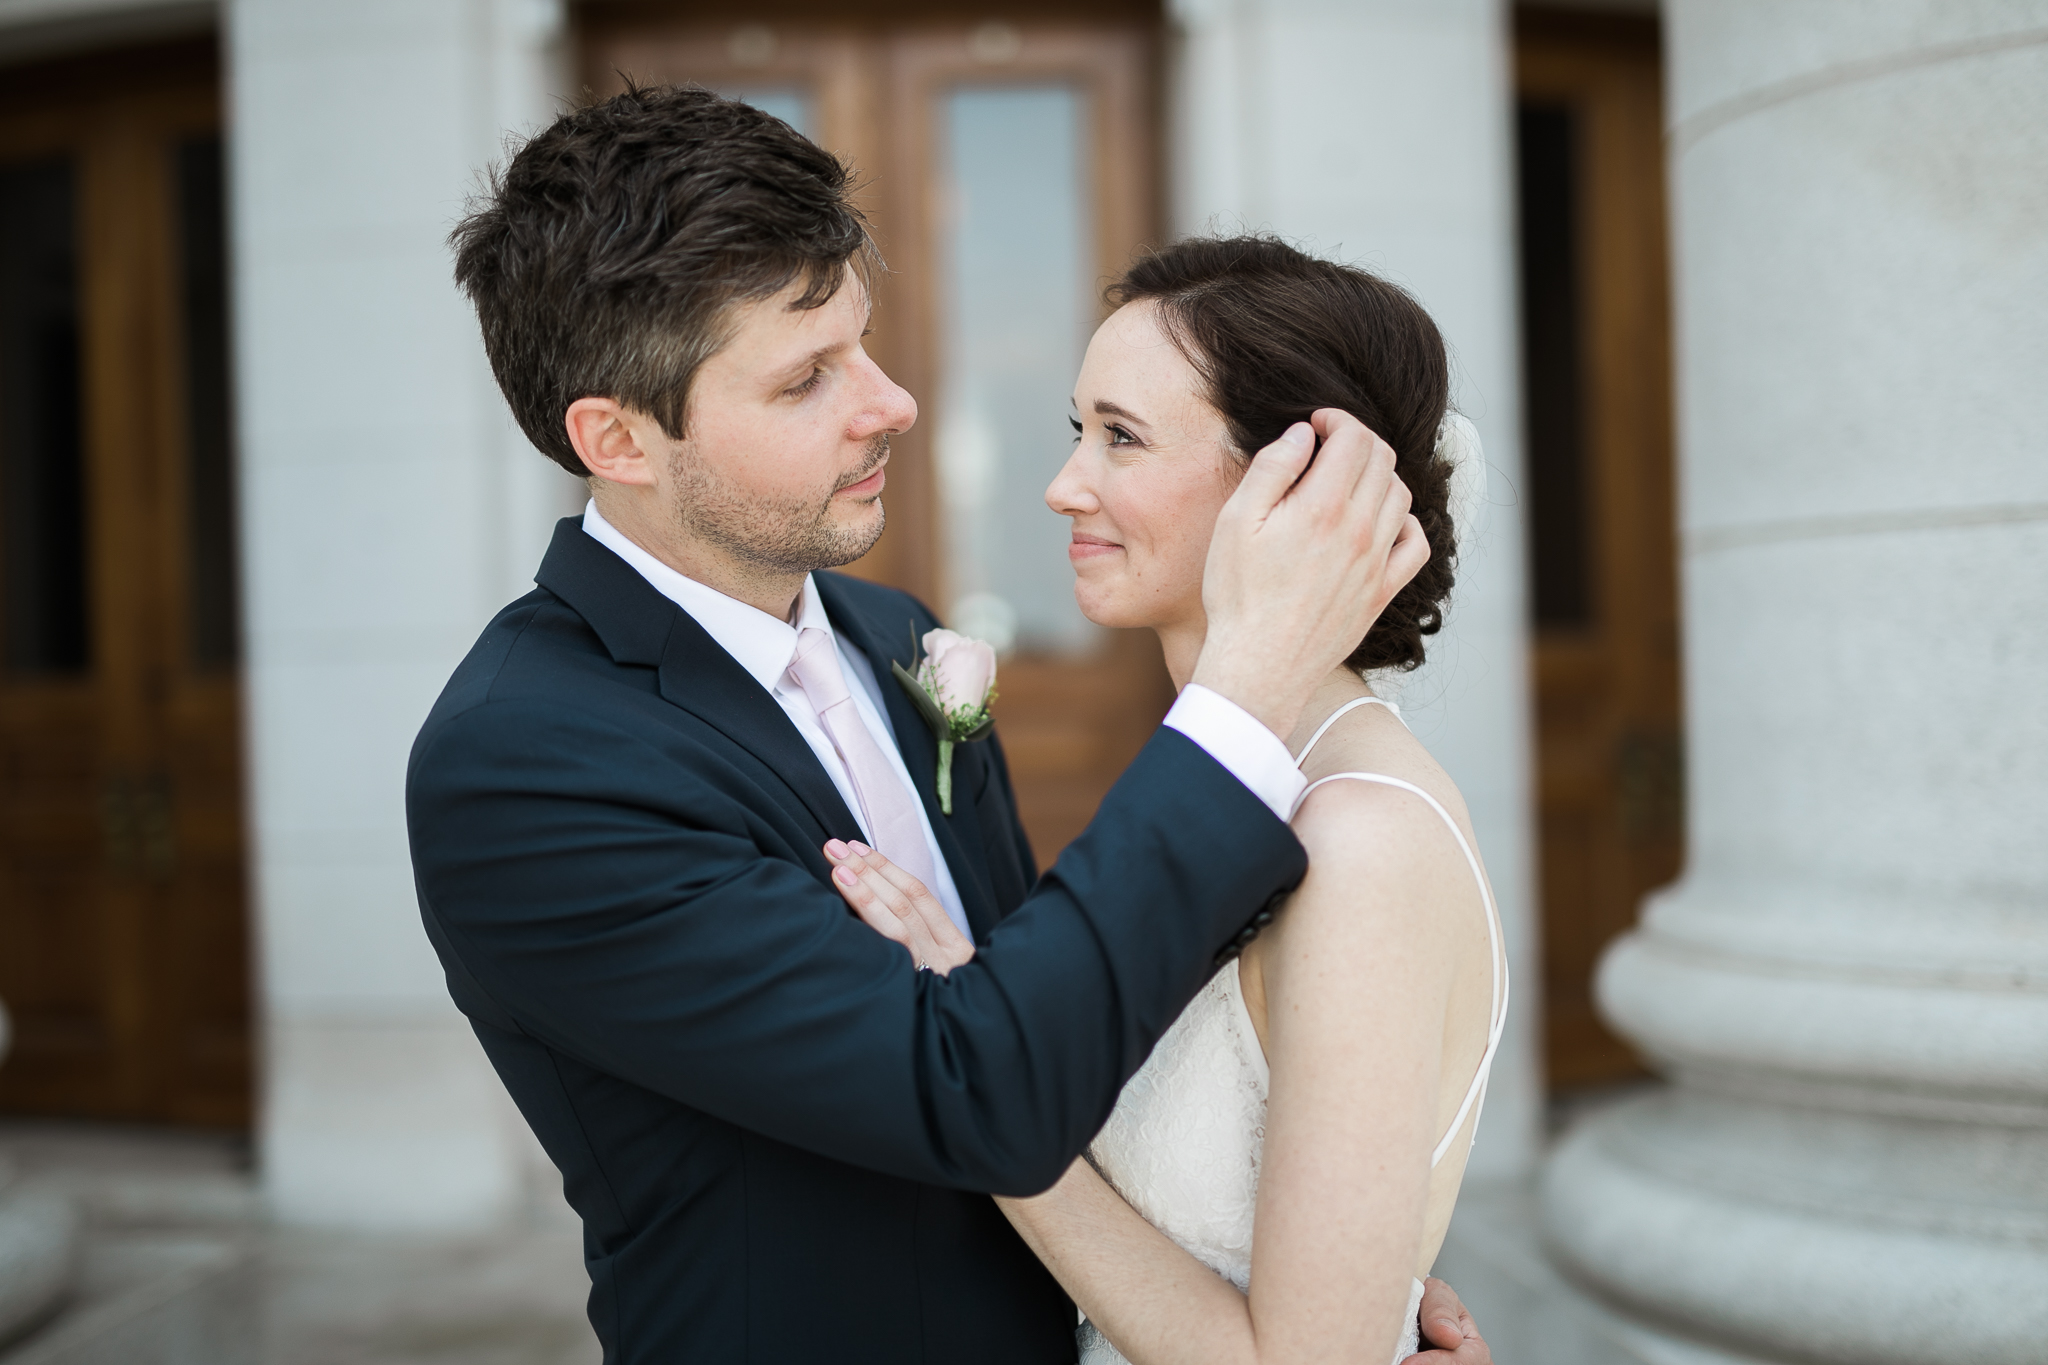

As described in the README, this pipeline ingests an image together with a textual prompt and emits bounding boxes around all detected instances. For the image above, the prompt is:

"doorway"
[579,4,1174,860]
[0,38,250,1128]
[1515,10,1683,1091]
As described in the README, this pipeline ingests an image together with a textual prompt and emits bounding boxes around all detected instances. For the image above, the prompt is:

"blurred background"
[0,1,2041,1362]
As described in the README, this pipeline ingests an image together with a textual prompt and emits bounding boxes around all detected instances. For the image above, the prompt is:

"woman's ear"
[566,396,657,486]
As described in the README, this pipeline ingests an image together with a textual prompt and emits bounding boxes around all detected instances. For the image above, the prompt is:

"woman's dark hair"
[1108,234,1456,673]
[451,82,878,476]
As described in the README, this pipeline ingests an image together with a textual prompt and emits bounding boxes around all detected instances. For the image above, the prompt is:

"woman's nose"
[1045,447,1097,516]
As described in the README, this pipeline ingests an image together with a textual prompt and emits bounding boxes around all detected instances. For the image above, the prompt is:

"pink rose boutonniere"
[892,627,998,815]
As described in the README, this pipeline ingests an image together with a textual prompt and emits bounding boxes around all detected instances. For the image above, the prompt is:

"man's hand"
[1190,408,1429,740]
[1403,1276,1493,1365]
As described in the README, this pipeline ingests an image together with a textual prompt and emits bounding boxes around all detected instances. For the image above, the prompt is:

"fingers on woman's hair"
[1371,467,1416,553]
[1306,408,1385,499]
[1388,512,1431,587]
[1238,422,1316,510]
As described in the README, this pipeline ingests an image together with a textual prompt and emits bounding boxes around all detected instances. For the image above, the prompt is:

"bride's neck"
[1157,619,1207,696]
[1156,619,1372,755]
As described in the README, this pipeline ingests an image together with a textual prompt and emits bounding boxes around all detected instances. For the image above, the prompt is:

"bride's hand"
[823,839,976,976]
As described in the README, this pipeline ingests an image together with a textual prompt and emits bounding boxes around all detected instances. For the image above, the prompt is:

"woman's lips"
[1068,534,1122,563]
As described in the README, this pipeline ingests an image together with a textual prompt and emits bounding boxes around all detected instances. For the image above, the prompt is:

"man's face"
[650,267,916,578]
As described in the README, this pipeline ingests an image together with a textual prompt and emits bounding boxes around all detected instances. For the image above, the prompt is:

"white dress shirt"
[580,501,1306,932]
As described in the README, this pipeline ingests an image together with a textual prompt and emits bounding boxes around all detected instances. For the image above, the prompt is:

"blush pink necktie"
[785,626,942,900]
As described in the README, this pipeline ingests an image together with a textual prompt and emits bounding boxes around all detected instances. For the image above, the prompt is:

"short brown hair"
[451,83,877,476]
[1108,235,1455,673]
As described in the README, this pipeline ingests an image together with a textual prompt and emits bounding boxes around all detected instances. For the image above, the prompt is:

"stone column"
[1169,0,1542,1179]
[228,0,584,1229]
[1540,5,2048,1363]
[0,998,79,1347]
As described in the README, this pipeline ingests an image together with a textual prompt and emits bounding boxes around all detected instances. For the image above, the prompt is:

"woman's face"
[1046,301,1243,632]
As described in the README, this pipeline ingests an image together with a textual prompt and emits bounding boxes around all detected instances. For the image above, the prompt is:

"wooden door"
[1515,13,1683,1091]
[580,9,1174,860]
[0,40,250,1128]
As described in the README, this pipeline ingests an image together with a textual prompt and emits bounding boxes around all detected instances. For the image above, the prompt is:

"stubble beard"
[669,434,889,577]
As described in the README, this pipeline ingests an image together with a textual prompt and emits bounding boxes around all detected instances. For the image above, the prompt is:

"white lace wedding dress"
[1078,697,1509,1365]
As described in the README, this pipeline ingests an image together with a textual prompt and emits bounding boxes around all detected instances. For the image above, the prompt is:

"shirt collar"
[580,499,829,692]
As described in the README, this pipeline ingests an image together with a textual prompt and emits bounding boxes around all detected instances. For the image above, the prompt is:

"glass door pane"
[720,86,813,136]
[0,158,89,675]
[175,135,238,670]
[934,85,1098,655]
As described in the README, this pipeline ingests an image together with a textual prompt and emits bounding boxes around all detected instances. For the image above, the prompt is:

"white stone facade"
[226,0,584,1230]
[1540,3,2048,1361]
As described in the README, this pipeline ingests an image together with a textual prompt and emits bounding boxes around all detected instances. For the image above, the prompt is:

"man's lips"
[838,461,887,497]
[1068,533,1122,562]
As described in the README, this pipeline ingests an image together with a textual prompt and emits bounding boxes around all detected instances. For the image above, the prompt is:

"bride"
[825,234,1505,1365]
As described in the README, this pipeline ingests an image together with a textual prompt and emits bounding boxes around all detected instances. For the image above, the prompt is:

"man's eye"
[786,369,824,398]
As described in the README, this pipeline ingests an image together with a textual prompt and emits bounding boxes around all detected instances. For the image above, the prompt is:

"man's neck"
[591,486,804,621]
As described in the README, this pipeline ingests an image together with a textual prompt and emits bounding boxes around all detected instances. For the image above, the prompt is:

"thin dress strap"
[1291,723,1509,1169]
[1292,695,1404,768]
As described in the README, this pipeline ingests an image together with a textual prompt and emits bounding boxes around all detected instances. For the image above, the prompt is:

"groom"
[410,85,1492,1364]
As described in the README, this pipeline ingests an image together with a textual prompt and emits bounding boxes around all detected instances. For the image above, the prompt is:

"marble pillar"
[1540,4,2048,1362]
[1168,0,1542,1179]
[228,0,585,1229]
[0,998,79,1347]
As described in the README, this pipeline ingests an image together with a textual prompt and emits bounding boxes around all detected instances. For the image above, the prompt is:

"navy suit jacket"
[406,519,1307,1363]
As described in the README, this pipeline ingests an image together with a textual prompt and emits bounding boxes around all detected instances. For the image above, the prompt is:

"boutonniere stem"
[892,626,998,815]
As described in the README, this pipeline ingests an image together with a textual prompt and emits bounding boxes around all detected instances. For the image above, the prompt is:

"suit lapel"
[814,573,1003,940]
[534,519,863,847]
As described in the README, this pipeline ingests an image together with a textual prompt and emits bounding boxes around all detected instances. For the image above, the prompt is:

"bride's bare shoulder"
[1291,715,1471,847]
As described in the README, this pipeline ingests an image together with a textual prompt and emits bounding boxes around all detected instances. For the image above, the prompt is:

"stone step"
[1433,1179,1780,1365]
[0,1233,251,1365]
[0,1161,80,1352]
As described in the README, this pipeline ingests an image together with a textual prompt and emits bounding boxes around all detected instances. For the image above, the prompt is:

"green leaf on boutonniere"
[892,659,949,734]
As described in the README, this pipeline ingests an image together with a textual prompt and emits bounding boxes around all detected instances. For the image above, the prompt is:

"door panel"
[1515,13,1683,1091]
[0,41,249,1127]
[580,16,1173,862]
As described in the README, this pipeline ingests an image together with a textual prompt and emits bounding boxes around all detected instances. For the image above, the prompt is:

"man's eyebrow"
[773,342,844,382]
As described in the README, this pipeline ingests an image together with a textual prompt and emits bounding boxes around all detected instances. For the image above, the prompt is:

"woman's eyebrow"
[1093,398,1151,429]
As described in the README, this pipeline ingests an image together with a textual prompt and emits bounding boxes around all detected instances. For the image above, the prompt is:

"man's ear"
[566,396,658,487]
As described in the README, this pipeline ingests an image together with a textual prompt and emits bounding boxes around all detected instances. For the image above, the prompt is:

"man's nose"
[854,358,918,437]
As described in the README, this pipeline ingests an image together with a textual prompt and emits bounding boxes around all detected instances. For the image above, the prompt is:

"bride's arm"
[996,1161,1261,1363]
[1001,778,1475,1365]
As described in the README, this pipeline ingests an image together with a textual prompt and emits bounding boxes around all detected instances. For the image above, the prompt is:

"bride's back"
[1239,677,1506,1276]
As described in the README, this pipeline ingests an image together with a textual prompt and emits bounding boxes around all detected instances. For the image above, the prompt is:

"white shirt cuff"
[1163,684,1307,824]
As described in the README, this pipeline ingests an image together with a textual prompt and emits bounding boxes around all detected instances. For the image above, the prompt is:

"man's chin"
[813,501,887,570]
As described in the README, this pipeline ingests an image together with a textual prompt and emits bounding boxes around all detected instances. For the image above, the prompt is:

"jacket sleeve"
[407,698,1304,1196]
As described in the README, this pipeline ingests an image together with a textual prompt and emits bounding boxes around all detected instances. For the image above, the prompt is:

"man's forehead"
[753,273,866,346]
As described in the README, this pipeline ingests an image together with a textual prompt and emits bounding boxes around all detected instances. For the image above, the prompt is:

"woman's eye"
[1068,415,1084,444]
[1106,424,1137,447]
